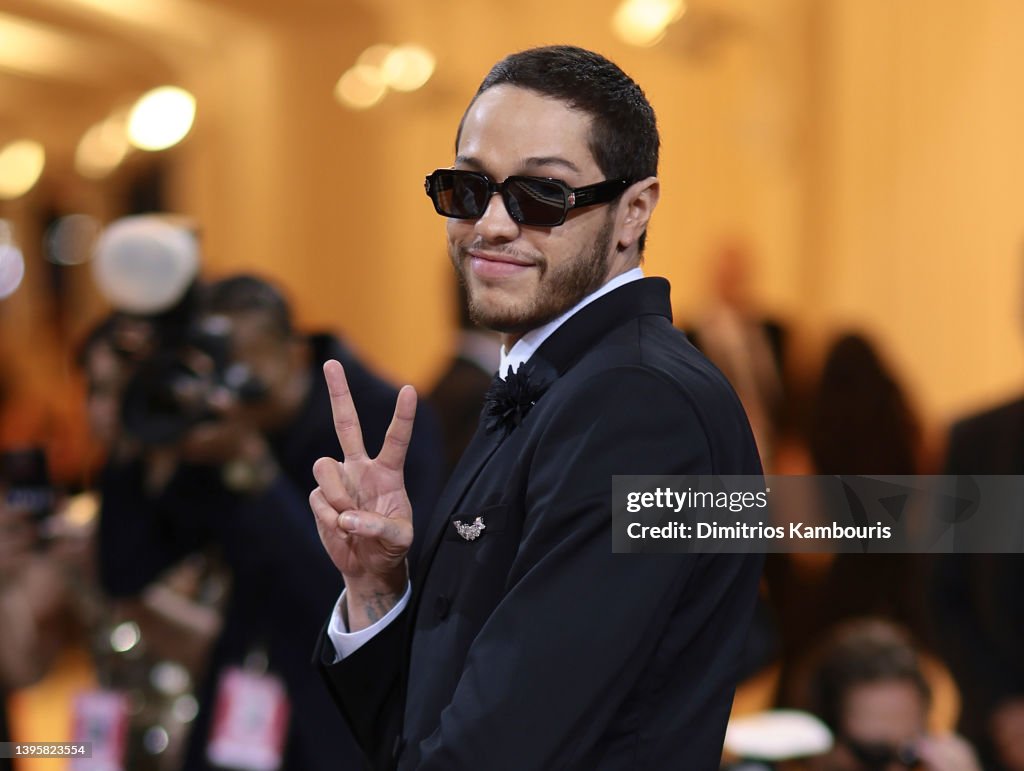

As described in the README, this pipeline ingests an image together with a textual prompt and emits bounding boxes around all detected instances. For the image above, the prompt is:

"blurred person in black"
[1,453,84,771]
[427,281,500,477]
[0,496,65,771]
[767,333,930,707]
[799,618,979,771]
[806,334,924,477]
[930,393,1024,771]
[2,355,91,766]
[91,274,444,770]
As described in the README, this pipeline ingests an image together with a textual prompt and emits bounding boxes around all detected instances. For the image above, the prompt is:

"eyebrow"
[455,155,582,175]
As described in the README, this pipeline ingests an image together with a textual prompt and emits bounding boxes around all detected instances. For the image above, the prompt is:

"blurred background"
[3,0,1024,769]
[2,0,1023,425]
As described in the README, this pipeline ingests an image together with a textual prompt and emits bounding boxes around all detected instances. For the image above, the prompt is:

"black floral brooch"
[482,364,554,436]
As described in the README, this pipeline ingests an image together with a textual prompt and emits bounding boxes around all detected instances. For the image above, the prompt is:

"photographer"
[92,272,443,770]
[800,619,980,771]
[0,458,78,771]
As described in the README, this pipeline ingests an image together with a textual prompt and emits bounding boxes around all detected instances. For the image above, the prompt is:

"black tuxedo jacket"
[317,279,764,770]
[929,397,1024,769]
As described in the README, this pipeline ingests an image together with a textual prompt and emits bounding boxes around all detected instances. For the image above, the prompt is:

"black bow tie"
[482,363,554,436]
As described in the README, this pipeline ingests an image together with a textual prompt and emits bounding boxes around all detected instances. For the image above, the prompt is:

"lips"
[467,250,536,280]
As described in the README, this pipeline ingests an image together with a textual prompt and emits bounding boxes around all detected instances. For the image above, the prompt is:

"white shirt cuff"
[327,582,411,662]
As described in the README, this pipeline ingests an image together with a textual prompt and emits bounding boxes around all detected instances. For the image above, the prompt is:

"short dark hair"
[804,618,932,733]
[203,274,294,340]
[460,45,659,252]
[808,333,921,475]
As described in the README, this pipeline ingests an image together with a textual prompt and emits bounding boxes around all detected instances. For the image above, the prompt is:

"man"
[311,46,763,770]
[1,475,72,771]
[802,618,980,771]
[928,400,1024,771]
[94,274,443,770]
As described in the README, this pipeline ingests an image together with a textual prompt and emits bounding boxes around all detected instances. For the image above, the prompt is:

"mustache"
[455,240,543,264]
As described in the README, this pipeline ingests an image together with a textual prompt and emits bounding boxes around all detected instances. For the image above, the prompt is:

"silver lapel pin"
[454,516,486,541]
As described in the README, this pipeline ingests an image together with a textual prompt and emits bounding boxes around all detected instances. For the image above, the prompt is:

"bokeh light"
[612,0,686,47]
[381,44,435,92]
[335,64,387,109]
[76,110,131,178]
[0,242,26,300]
[0,139,45,199]
[336,43,435,109]
[127,86,196,151]
[110,620,142,653]
[357,43,393,70]
[46,214,101,265]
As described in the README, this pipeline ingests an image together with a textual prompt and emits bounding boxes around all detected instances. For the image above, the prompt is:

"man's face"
[217,312,306,431]
[829,680,927,771]
[447,85,621,337]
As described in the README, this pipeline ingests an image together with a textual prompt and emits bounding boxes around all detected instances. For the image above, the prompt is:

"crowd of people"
[696,279,1021,770]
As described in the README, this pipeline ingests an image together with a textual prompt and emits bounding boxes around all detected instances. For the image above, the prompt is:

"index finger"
[324,360,367,461]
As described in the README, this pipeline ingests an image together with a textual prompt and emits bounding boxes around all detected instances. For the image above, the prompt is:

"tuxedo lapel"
[412,277,673,586]
[413,418,506,585]
[533,277,672,376]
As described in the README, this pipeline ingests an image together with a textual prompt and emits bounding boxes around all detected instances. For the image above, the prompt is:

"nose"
[473,191,520,242]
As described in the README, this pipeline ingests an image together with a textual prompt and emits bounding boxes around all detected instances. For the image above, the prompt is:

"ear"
[615,177,660,253]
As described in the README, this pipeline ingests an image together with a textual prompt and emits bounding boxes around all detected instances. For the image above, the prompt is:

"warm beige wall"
[805,0,1024,421]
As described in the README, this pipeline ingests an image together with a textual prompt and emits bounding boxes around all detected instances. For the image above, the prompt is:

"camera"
[0,447,55,523]
[117,310,270,446]
[89,215,269,447]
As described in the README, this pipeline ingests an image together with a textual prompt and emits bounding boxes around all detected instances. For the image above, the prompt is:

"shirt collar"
[498,267,645,379]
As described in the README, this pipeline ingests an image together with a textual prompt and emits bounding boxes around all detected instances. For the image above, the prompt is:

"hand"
[174,388,280,493]
[917,733,983,771]
[177,388,263,467]
[40,497,96,575]
[309,360,416,631]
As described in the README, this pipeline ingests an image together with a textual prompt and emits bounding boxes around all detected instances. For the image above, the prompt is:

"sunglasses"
[424,169,632,227]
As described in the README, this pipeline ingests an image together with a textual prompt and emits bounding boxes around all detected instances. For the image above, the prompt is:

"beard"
[451,215,615,335]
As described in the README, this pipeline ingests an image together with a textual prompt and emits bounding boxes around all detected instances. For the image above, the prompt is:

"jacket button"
[435,594,451,620]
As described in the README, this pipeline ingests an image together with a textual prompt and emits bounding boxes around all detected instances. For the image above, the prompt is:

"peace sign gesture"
[310,360,416,631]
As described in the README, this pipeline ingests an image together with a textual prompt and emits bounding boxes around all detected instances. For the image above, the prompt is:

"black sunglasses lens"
[432,172,489,218]
[429,172,568,225]
[505,178,566,226]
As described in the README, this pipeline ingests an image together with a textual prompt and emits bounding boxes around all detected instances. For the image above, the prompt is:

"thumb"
[338,510,413,551]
